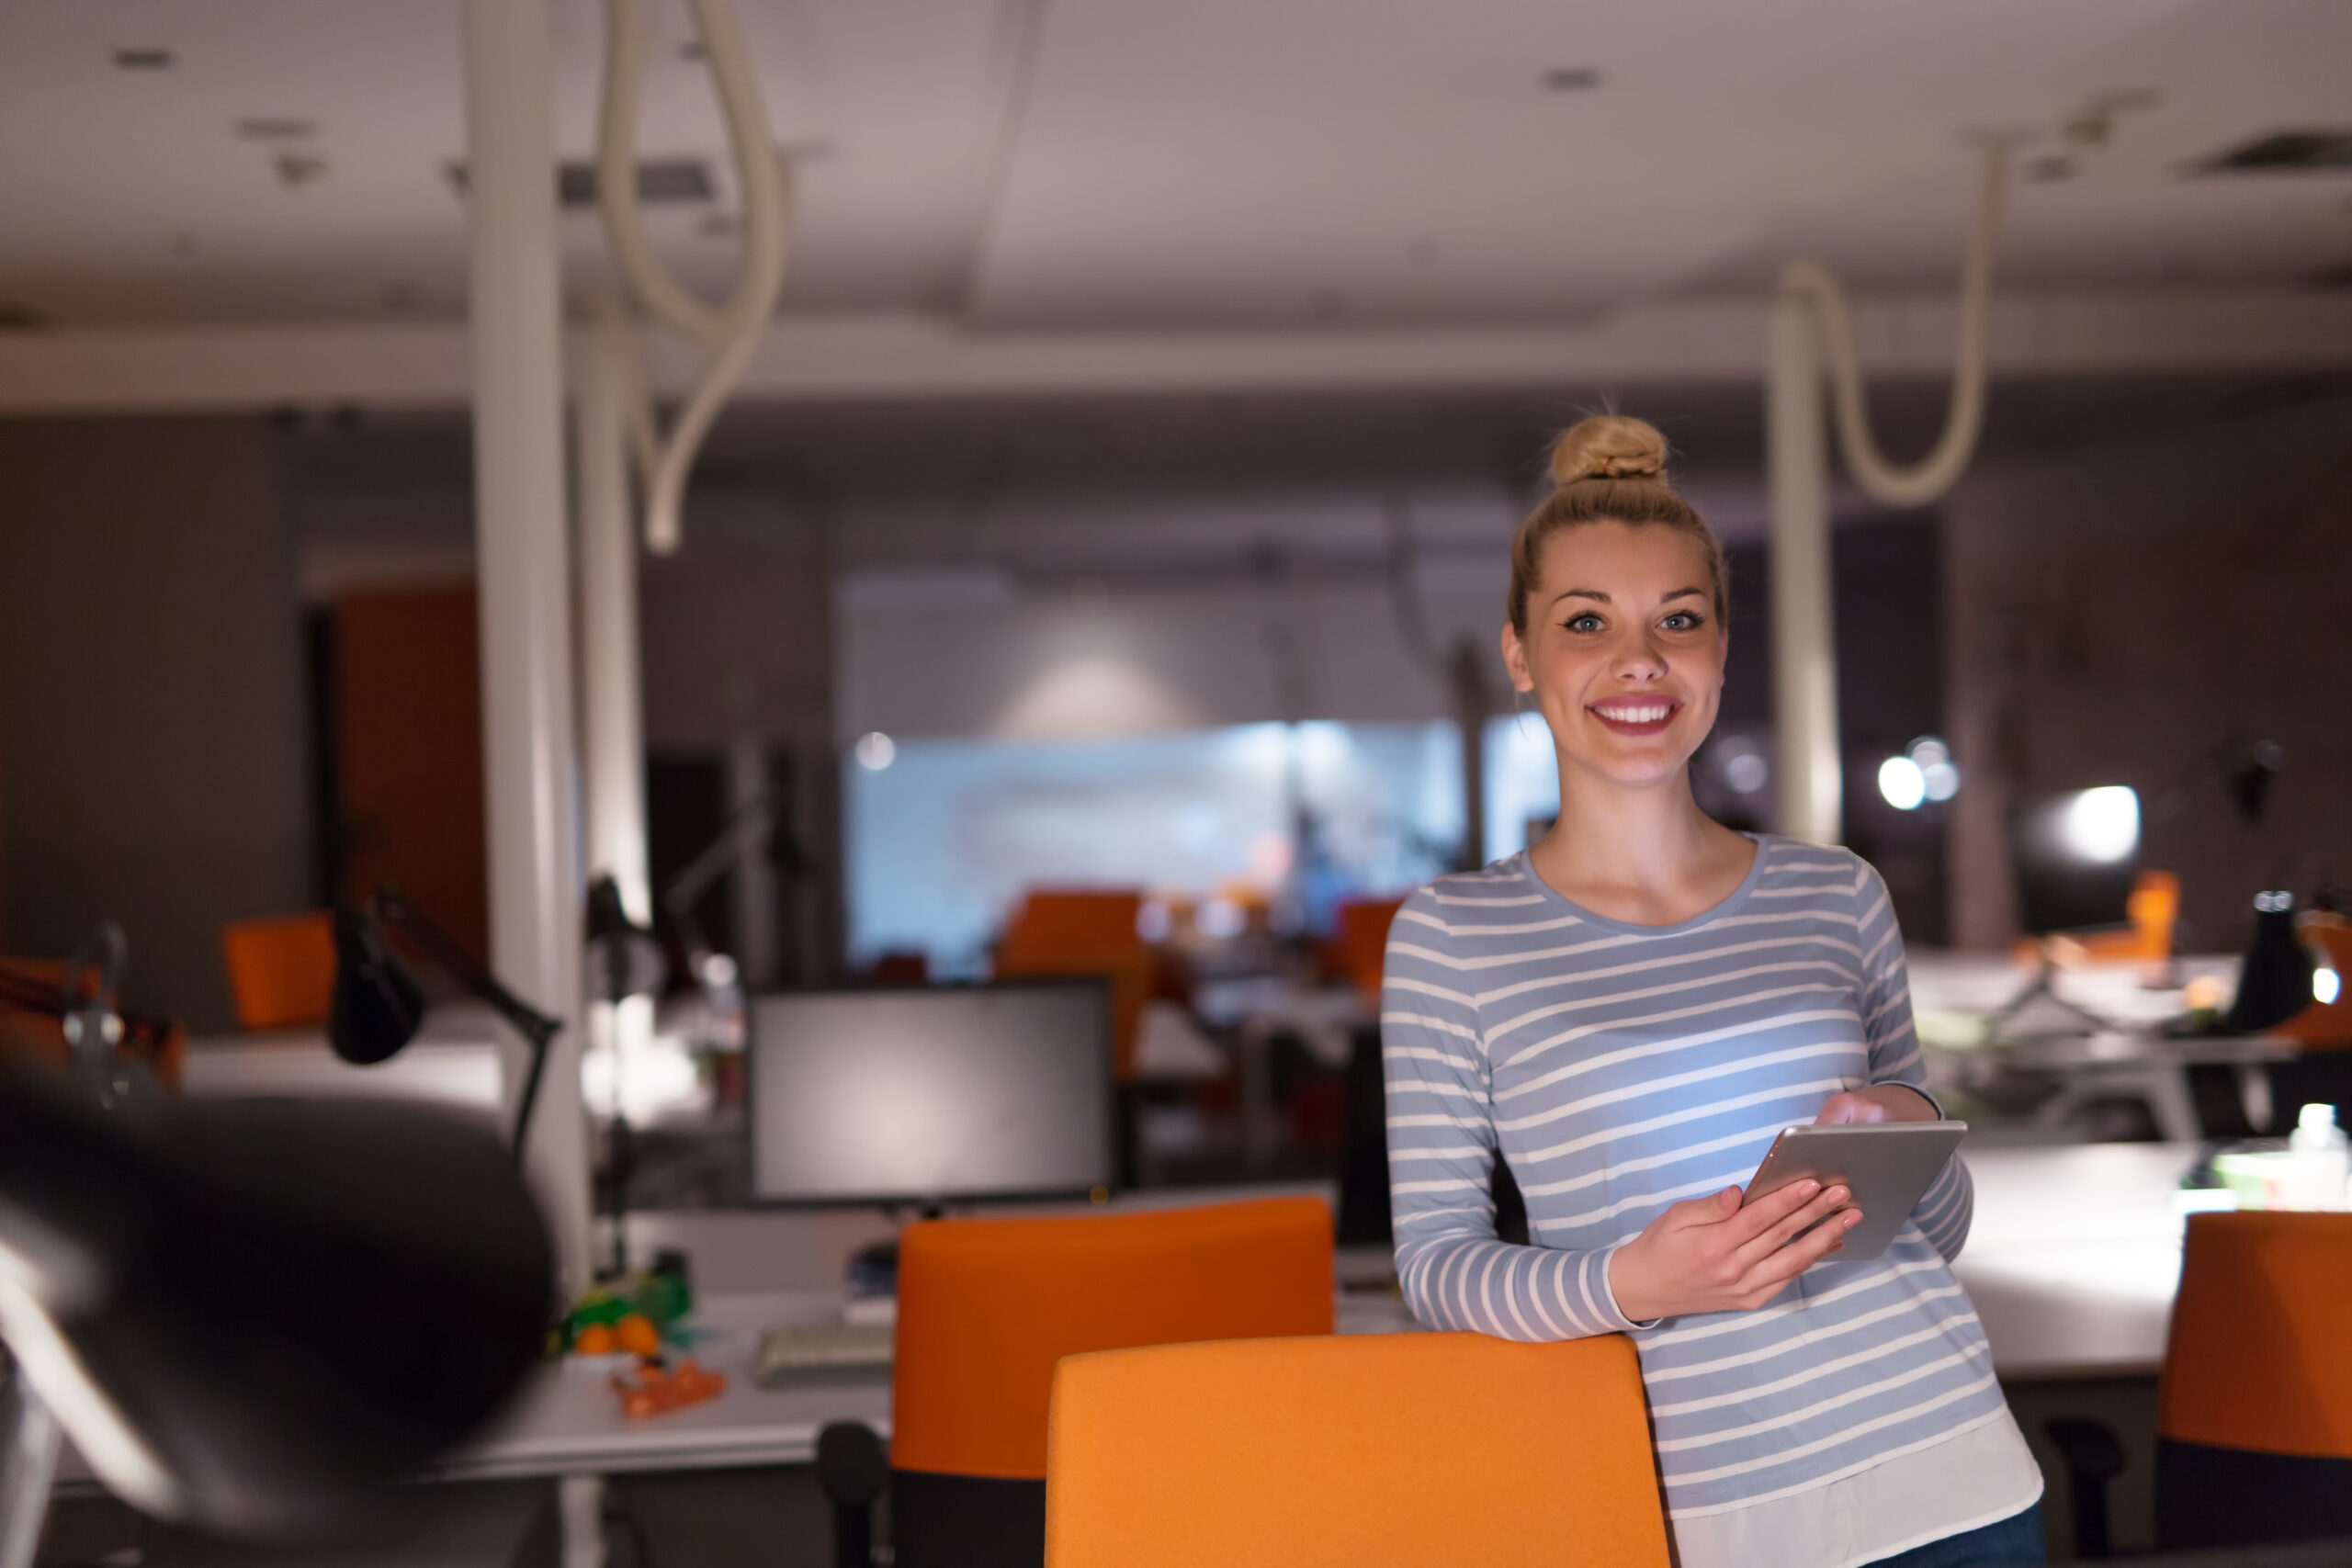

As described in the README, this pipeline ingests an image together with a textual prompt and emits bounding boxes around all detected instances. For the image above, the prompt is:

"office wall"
[0,416,311,1029]
[1945,392,2352,952]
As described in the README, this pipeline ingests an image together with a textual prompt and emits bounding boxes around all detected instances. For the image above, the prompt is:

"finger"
[1743,1207,1862,1287]
[1724,1178,1823,1244]
[1735,1184,1851,1268]
[1653,1188,1744,1235]
[1815,1093,1862,1125]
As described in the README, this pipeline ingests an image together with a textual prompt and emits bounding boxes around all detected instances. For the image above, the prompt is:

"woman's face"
[1501,521,1726,791]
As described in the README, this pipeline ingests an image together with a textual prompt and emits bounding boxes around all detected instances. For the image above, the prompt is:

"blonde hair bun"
[1549,414,1671,487]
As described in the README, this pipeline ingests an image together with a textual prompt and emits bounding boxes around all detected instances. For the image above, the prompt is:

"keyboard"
[752,1320,895,1382]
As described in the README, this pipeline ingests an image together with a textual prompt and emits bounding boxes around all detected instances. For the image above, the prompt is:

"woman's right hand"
[1606,1180,1860,1323]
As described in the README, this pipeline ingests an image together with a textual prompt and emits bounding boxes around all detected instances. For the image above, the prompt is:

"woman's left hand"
[1815,1085,1940,1124]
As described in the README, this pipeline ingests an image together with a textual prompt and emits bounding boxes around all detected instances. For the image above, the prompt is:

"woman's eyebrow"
[1547,585,1708,606]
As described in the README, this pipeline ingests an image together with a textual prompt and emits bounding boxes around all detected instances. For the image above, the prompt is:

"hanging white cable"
[1780,143,2009,509]
[596,0,791,555]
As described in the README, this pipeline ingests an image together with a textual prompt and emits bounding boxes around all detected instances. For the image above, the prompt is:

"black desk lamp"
[331,886,562,1158]
[0,1027,553,1549]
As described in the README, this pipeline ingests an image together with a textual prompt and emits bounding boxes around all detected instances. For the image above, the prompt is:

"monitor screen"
[2011,787,2141,936]
[748,982,1114,1205]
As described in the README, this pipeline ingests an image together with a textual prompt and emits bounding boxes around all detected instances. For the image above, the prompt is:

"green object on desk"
[563,1268,695,1346]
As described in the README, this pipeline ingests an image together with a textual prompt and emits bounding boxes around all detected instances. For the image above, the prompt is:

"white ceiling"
[0,0,2347,330]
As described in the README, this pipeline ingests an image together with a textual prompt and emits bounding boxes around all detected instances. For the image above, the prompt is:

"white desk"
[434,1292,889,1483]
[460,1141,2197,1493]
[179,1004,505,1118]
[1954,1142,2200,1380]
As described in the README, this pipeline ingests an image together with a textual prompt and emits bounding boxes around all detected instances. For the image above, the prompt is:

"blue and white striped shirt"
[1382,836,2010,1522]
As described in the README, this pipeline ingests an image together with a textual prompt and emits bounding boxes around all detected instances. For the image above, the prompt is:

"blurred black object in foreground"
[0,1062,553,1538]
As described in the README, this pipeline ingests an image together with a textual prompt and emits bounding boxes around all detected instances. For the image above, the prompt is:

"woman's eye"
[1662,613,1702,632]
[1564,614,1604,633]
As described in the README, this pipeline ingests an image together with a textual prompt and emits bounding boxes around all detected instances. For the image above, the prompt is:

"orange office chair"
[884,1197,1333,1568]
[2275,914,2352,1048]
[1333,895,1407,1007]
[2055,1209,2352,1554]
[1045,1330,1669,1568]
[220,911,337,1032]
[992,889,1153,1082]
[2154,1211,2352,1549]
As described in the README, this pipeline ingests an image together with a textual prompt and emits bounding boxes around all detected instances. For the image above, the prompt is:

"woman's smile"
[1586,694,1683,738]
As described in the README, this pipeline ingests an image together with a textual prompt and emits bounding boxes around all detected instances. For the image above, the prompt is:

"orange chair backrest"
[2276,916,2352,1048]
[2162,1211,2352,1458]
[993,890,1151,1080]
[1335,897,1406,1005]
[1046,1330,1669,1568]
[891,1197,1333,1481]
[220,911,337,1032]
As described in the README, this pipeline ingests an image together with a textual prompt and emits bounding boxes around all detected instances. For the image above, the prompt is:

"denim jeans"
[1862,1504,2047,1568]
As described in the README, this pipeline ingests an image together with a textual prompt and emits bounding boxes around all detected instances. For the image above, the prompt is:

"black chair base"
[2159,1439,2352,1551]
[890,1468,1046,1568]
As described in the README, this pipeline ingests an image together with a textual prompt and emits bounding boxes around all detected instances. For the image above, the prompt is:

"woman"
[1382,415,2044,1568]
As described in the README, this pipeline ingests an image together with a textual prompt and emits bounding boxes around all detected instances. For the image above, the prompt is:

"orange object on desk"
[612,1359,726,1419]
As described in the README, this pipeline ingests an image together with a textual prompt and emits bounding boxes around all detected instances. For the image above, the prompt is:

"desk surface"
[54,1148,2194,1497]
[439,1280,1422,1481]
[1953,1141,2199,1380]
[455,1145,2193,1479]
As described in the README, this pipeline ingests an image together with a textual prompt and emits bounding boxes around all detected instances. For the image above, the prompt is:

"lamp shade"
[0,1065,552,1535]
[584,874,666,1004]
[329,908,424,1066]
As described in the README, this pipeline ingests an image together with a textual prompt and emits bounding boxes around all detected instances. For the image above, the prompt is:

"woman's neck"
[1527,761,1757,927]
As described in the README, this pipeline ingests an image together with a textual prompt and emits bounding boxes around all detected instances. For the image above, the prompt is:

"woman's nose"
[1611,627,1668,680]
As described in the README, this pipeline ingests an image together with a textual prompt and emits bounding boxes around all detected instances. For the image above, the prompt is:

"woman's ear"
[1500,622,1535,694]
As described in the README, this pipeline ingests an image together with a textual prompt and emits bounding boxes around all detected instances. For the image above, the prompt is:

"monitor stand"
[1984,939,2114,1042]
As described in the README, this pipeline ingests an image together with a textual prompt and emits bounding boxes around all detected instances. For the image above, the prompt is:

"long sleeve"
[1381,889,1645,1340]
[1853,861,1973,1262]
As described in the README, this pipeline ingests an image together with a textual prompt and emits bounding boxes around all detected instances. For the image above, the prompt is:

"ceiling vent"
[0,302,56,332]
[2195,130,2352,174]
[444,158,715,207]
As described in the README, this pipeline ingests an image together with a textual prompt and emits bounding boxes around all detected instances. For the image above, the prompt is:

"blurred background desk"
[1956,1142,2199,1381]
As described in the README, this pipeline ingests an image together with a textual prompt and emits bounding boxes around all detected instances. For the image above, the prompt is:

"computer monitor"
[2011,785,2142,936]
[748,981,1115,1207]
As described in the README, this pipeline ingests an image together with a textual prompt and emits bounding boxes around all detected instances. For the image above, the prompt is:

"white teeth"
[1598,705,1670,724]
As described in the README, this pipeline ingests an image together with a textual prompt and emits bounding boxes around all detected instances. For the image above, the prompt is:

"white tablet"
[1743,1121,1968,1262]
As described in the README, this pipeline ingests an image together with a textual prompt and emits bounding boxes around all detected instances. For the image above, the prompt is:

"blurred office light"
[854,731,897,771]
[1723,749,1770,796]
[1906,736,1961,804]
[1878,756,1928,812]
[2318,966,2343,1007]
[2062,785,2141,864]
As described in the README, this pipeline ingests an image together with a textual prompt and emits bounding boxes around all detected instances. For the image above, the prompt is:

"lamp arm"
[372,888,561,1156]
[373,889,561,1051]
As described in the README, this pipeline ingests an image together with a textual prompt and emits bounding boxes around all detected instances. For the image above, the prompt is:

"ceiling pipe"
[595,0,792,556]
[1782,143,2011,509]
[1766,144,2010,846]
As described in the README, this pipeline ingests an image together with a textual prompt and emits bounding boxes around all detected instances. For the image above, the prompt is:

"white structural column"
[574,326,658,1263]
[462,0,593,1288]
[575,333,651,923]
[1766,298,1842,846]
